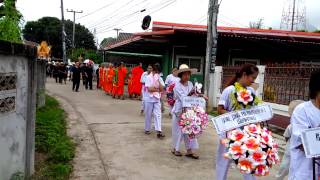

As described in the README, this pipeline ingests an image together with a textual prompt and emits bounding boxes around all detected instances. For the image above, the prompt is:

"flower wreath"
[221,82,279,176]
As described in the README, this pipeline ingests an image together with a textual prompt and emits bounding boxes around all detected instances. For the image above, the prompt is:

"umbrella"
[84,59,94,64]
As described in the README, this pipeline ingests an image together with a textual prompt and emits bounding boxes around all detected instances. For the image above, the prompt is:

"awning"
[106,51,162,58]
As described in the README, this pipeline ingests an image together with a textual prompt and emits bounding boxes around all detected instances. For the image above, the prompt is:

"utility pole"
[60,0,67,64]
[67,9,83,48]
[204,0,220,107]
[113,28,122,38]
[291,0,296,31]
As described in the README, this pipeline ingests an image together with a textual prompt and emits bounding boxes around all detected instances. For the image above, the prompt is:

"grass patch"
[33,95,75,180]
[208,111,219,117]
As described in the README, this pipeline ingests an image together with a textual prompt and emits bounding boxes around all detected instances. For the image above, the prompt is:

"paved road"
[46,79,282,180]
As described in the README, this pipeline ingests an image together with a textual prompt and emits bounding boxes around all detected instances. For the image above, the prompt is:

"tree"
[314,30,320,33]
[68,48,103,64]
[249,18,264,29]
[0,0,22,43]
[22,17,96,58]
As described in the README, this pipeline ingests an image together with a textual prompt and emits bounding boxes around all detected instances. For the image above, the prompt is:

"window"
[176,56,204,74]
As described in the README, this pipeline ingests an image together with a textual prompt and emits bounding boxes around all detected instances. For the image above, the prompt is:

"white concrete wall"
[0,55,30,179]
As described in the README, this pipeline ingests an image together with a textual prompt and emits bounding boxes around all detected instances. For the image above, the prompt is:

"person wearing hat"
[144,63,165,139]
[171,64,199,159]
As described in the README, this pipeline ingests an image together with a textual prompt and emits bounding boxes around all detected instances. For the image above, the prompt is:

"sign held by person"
[212,104,273,135]
[301,127,320,158]
[182,97,206,109]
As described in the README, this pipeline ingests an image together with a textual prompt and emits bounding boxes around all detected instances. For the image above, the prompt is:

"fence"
[220,65,320,105]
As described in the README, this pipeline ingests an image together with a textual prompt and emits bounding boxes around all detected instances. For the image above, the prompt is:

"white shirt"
[165,74,180,86]
[289,101,320,180]
[140,72,148,84]
[172,81,194,114]
[144,73,164,102]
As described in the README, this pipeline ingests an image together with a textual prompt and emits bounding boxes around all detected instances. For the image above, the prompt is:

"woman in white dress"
[289,70,320,180]
[217,64,260,180]
[144,63,165,139]
[171,64,200,159]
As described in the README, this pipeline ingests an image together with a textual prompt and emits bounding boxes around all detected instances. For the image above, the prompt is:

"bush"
[34,95,75,180]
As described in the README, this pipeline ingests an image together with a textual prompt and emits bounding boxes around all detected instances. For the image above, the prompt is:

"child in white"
[275,100,304,180]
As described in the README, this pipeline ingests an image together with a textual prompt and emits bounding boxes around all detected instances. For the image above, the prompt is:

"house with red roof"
[101,21,320,83]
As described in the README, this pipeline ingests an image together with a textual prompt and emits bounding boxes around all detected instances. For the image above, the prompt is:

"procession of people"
[49,60,320,180]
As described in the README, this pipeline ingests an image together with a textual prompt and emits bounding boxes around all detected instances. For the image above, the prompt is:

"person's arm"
[217,87,232,115]
[290,105,308,151]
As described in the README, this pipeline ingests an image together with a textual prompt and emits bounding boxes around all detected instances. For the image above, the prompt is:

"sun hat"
[176,64,197,76]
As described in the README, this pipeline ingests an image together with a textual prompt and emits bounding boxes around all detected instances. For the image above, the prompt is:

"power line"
[76,0,118,20]
[93,0,148,31]
[87,0,142,29]
[91,0,171,30]
[96,0,176,34]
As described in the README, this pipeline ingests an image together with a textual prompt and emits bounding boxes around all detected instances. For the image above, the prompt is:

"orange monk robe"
[131,66,144,95]
[127,74,134,96]
[111,67,119,96]
[98,67,103,88]
[107,67,114,94]
[103,68,109,93]
[101,68,105,90]
[117,66,127,96]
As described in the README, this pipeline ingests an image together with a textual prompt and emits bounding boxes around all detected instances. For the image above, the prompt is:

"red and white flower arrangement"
[222,124,279,176]
[179,106,209,139]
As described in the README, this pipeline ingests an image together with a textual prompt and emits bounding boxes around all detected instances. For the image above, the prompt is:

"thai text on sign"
[211,104,273,135]
[301,127,320,158]
[182,97,206,109]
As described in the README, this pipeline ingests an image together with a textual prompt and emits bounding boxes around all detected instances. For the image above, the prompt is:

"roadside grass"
[33,95,75,180]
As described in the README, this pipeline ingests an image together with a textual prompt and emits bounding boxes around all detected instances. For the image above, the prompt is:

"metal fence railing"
[263,66,320,105]
[221,65,320,105]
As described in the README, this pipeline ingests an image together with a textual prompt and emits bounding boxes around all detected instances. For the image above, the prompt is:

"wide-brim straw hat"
[176,64,197,75]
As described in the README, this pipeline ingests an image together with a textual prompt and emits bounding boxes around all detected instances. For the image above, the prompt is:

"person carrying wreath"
[216,64,261,180]
[171,64,200,159]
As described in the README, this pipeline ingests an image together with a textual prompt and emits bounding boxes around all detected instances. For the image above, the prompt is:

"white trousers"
[216,140,256,180]
[141,85,145,111]
[172,113,198,151]
[144,101,162,132]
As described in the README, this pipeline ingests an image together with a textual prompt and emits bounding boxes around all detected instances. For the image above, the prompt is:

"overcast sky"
[17,0,320,43]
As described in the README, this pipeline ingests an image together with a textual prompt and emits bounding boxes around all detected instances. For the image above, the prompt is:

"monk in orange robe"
[131,63,144,98]
[127,73,134,98]
[103,65,109,93]
[106,63,114,95]
[116,62,127,99]
[98,65,104,89]
[112,63,120,98]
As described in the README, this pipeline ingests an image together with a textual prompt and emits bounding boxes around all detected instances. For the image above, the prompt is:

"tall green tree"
[0,0,22,43]
[23,17,96,58]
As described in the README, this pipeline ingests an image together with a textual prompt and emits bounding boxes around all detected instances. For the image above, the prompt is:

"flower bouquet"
[179,105,209,139]
[221,123,280,176]
[166,83,176,107]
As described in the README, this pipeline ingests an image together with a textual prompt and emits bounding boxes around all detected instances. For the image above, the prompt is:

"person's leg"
[216,140,232,180]
[172,113,182,152]
[97,77,99,89]
[72,80,76,91]
[89,78,93,90]
[76,79,80,92]
[184,135,199,153]
[153,101,164,138]
[144,102,153,133]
